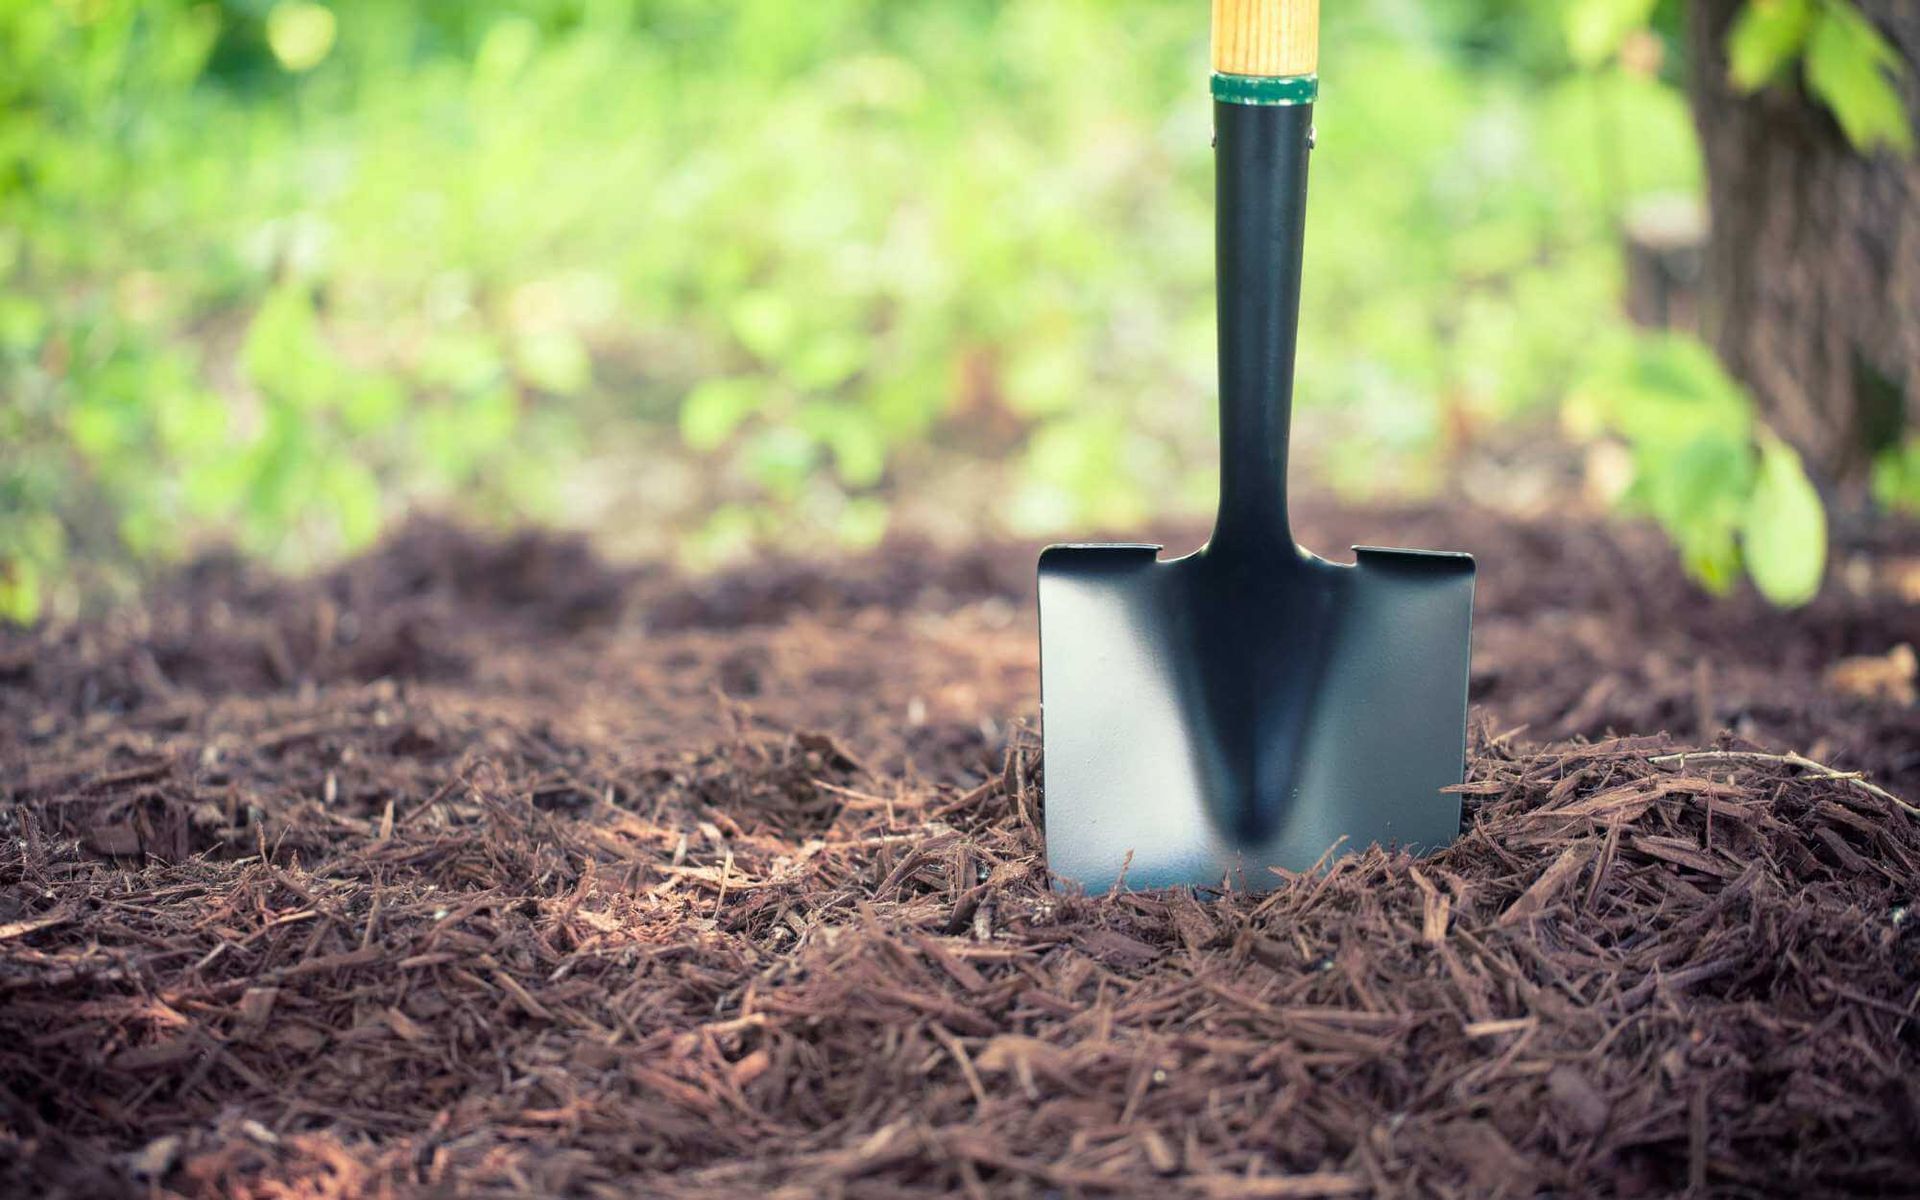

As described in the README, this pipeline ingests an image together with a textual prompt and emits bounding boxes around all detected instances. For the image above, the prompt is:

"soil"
[3,504,1919,1198]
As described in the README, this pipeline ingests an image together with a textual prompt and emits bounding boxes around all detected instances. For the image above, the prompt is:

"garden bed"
[4,506,1919,1197]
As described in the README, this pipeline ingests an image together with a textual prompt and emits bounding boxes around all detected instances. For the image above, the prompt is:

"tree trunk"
[1687,0,1920,496]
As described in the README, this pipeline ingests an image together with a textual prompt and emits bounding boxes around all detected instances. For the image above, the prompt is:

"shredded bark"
[2,513,1917,1197]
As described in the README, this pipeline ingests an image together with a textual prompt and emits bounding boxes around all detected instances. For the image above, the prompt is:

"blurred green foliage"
[0,0,1909,619]
[1729,0,1913,152]
[1565,334,1827,605]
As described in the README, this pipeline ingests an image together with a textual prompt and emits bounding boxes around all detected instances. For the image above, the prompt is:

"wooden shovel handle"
[1212,0,1319,78]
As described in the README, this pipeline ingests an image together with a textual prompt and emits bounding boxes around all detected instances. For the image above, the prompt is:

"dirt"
[3,505,1918,1197]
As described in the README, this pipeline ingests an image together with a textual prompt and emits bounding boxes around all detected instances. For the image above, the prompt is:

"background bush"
[2,0,1902,620]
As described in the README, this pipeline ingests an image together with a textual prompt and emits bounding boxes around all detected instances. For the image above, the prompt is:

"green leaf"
[416,332,504,395]
[266,2,337,74]
[1681,525,1743,595]
[0,557,41,625]
[155,385,229,457]
[473,16,540,90]
[322,459,383,548]
[1729,0,1816,91]
[1574,333,1752,449]
[1565,0,1659,69]
[690,505,761,568]
[459,386,520,459]
[1638,434,1752,535]
[67,397,132,461]
[835,497,890,549]
[1871,438,1920,513]
[679,378,761,451]
[341,377,406,434]
[729,292,798,363]
[800,403,887,488]
[1572,334,1771,597]
[1005,345,1085,418]
[0,295,45,351]
[119,508,164,557]
[744,425,817,498]
[514,331,591,397]
[784,335,865,391]
[184,452,252,517]
[1805,2,1914,155]
[1742,434,1827,606]
[243,285,339,410]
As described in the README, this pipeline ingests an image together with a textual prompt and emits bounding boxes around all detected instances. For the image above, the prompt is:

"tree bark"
[1687,0,1920,495]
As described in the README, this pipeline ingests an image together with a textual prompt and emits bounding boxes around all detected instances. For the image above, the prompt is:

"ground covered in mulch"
[4,506,1920,1197]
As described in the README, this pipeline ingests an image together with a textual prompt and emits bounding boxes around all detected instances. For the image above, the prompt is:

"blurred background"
[2,0,1915,621]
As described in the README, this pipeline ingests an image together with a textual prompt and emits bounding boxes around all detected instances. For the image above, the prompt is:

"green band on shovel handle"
[1210,73,1318,106]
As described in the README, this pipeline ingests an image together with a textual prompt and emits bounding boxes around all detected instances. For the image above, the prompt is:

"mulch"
[3,507,1919,1197]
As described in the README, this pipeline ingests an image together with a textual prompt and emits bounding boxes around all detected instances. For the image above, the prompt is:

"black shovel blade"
[1037,542,1474,894]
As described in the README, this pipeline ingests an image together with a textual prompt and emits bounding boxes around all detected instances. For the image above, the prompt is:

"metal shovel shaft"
[1213,97,1311,558]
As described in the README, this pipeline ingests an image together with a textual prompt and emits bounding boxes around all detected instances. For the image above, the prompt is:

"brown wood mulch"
[2,512,1917,1198]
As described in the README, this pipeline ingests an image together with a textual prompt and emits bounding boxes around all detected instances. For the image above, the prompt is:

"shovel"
[1038,0,1476,895]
